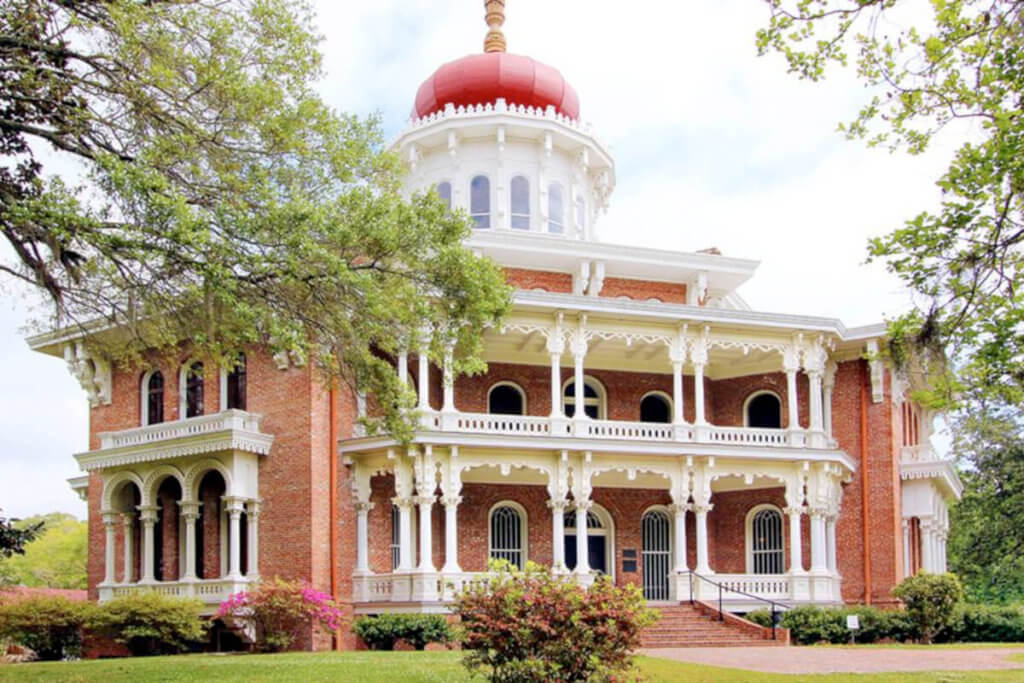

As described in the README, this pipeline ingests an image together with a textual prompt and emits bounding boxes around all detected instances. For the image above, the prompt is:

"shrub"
[0,595,91,660]
[746,605,916,645]
[938,604,1024,643]
[353,613,452,650]
[87,592,207,656]
[892,572,964,643]
[451,561,657,682]
[218,577,343,653]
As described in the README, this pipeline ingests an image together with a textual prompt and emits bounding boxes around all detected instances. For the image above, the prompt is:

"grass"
[0,650,1022,682]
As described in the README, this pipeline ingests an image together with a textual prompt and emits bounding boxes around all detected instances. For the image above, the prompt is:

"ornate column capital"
[136,505,159,523]
[668,503,691,515]
[391,496,415,509]
[546,498,569,512]
[572,499,593,513]
[782,345,802,373]
[102,511,120,527]
[691,503,713,515]
[808,506,829,519]
[120,512,135,527]
[178,501,200,521]
[413,495,436,508]
[246,499,262,517]
[783,505,806,517]
[223,496,246,516]
[441,496,463,508]
[355,501,376,513]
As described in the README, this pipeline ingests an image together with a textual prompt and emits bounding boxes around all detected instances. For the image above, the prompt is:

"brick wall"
[600,277,687,304]
[503,267,573,293]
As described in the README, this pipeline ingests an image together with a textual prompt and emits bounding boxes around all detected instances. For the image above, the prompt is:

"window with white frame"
[183,361,204,418]
[488,382,526,415]
[562,376,606,419]
[489,503,526,569]
[510,176,530,229]
[548,183,564,234]
[141,370,164,426]
[470,175,490,228]
[436,181,452,211]
[225,353,246,411]
[747,505,785,574]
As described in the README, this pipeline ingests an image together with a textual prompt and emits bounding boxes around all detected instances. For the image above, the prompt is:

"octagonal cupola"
[393,0,615,243]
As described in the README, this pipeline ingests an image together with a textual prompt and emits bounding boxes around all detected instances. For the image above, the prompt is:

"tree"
[757,0,1023,408]
[0,513,87,589]
[2,1,509,438]
[0,509,42,559]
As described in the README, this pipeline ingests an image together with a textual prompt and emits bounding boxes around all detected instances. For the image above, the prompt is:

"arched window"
[436,181,452,211]
[470,175,490,228]
[642,508,672,600]
[562,376,606,420]
[510,176,530,229]
[225,354,246,411]
[143,371,164,426]
[747,506,785,574]
[184,362,204,418]
[489,503,526,569]
[575,195,586,232]
[640,392,671,423]
[488,382,526,415]
[746,392,782,429]
[548,183,564,234]
[564,504,614,577]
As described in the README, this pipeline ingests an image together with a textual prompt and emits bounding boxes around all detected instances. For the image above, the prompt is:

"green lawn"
[0,650,1022,682]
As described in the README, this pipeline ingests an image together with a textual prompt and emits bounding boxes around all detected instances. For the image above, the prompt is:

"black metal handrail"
[686,570,789,641]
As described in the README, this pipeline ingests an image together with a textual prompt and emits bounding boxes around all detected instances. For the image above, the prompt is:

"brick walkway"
[641,646,1024,674]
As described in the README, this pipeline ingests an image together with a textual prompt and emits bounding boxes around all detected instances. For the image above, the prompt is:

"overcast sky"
[0,0,955,519]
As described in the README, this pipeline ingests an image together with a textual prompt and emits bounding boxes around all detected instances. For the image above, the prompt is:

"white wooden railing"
[100,577,252,608]
[900,444,944,463]
[98,410,264,450]
[702,426,789,447]
[580,419,674,441]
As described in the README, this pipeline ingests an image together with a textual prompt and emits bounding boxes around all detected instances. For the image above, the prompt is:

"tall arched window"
[564,505,614,577]
[436,181,452,211]
[489,503,525,569]
[226,354,246,411]
[488,382,526,415]
[144,371,164,425]
[470,175,490,228]
[563,377,605,420]
[510,176,530,229]
[185,362,204,418]
[642,509,672,600]
[746,392,782,429]
[548,183,564,234]
[640,392,671,423]
[391,505,401,570]
[747,506,785,574]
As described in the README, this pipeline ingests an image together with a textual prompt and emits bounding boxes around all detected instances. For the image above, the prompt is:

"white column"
[225,498,244,579]
[823,362,837,439]
[573,501,591,574]
[246,500,260,578]
[670,503,688,572]
[549,352,563,417]
[672,361,685,424]
[690,337,708,427]
[180,503,199,581]
[921,523,935,571]
[784,349,801,430]
[826,513,838,574]
[549,499,567,571]
[416,495,435,572]
[139,506,158,583]
[397,351,408,385]
[785,507,805,574]
[354,502,373,573]
[693,504,712,574]
[417,352,430,411]
[394,497,414,571]
[809,508,827,573]
[902,518,911,577]
[808,371,824,434]
[442,343,455,413]
[120,513,134,583]
[102,513,118,585]
[441,496,462,573]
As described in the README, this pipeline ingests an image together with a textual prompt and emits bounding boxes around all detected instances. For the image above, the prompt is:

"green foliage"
[892,572,965,643]
[0,509,43,559]
[0,513,87,589]
[0,594,92,660]
[938,603,1024,643]
[87,592,207,656]
[218,577,343,653]
[1,1,510,442]
[746,605,915,645]
[451,561,657,682]
[757,1,1024,410]
[352,614,452,651]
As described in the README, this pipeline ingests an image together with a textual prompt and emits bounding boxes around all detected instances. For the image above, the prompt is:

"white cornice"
[900,459,963,500]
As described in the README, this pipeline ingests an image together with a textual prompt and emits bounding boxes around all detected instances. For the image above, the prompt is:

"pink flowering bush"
[218,577,343,652]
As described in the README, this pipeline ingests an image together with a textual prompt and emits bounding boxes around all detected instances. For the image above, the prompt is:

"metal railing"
[687,570,788,641]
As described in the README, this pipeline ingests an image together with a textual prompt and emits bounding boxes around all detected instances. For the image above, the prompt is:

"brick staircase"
[640,601,789,648]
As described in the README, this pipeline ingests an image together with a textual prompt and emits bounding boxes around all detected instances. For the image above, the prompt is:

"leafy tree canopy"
[0,509,43,559]
[757,0,1024,409]
[1,0,510,439]
[0,512,87,589]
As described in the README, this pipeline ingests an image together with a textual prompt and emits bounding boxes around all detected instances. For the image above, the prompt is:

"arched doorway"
[642,508,671,600]
[564,504,614,577]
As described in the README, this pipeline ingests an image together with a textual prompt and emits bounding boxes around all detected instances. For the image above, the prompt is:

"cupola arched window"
[489,503,526,569]
[470,175,490,228]
[144,371,164,426]
[640,392,671,423]
[226,353,246,411]
[563,377,606,420]
[184,362,204,418]
[436,181,452,211]
[747,506,785,574]
[548,183,564,234]
[746,392,782,429]
[488,382,526,415]
[510,176,530,230]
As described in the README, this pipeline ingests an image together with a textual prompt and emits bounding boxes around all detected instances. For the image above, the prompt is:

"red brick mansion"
[28,1,960,650]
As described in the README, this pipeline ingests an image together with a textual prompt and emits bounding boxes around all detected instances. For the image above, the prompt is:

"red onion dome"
[413,52,580,121]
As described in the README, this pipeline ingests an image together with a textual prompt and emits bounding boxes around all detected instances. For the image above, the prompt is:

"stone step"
[640,602,787,648]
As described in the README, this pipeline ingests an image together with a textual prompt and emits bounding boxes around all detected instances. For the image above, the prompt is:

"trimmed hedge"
[938,604,1024,643]
[88,592,208,656]
[352,614,452,650]
[0,595,91,660]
